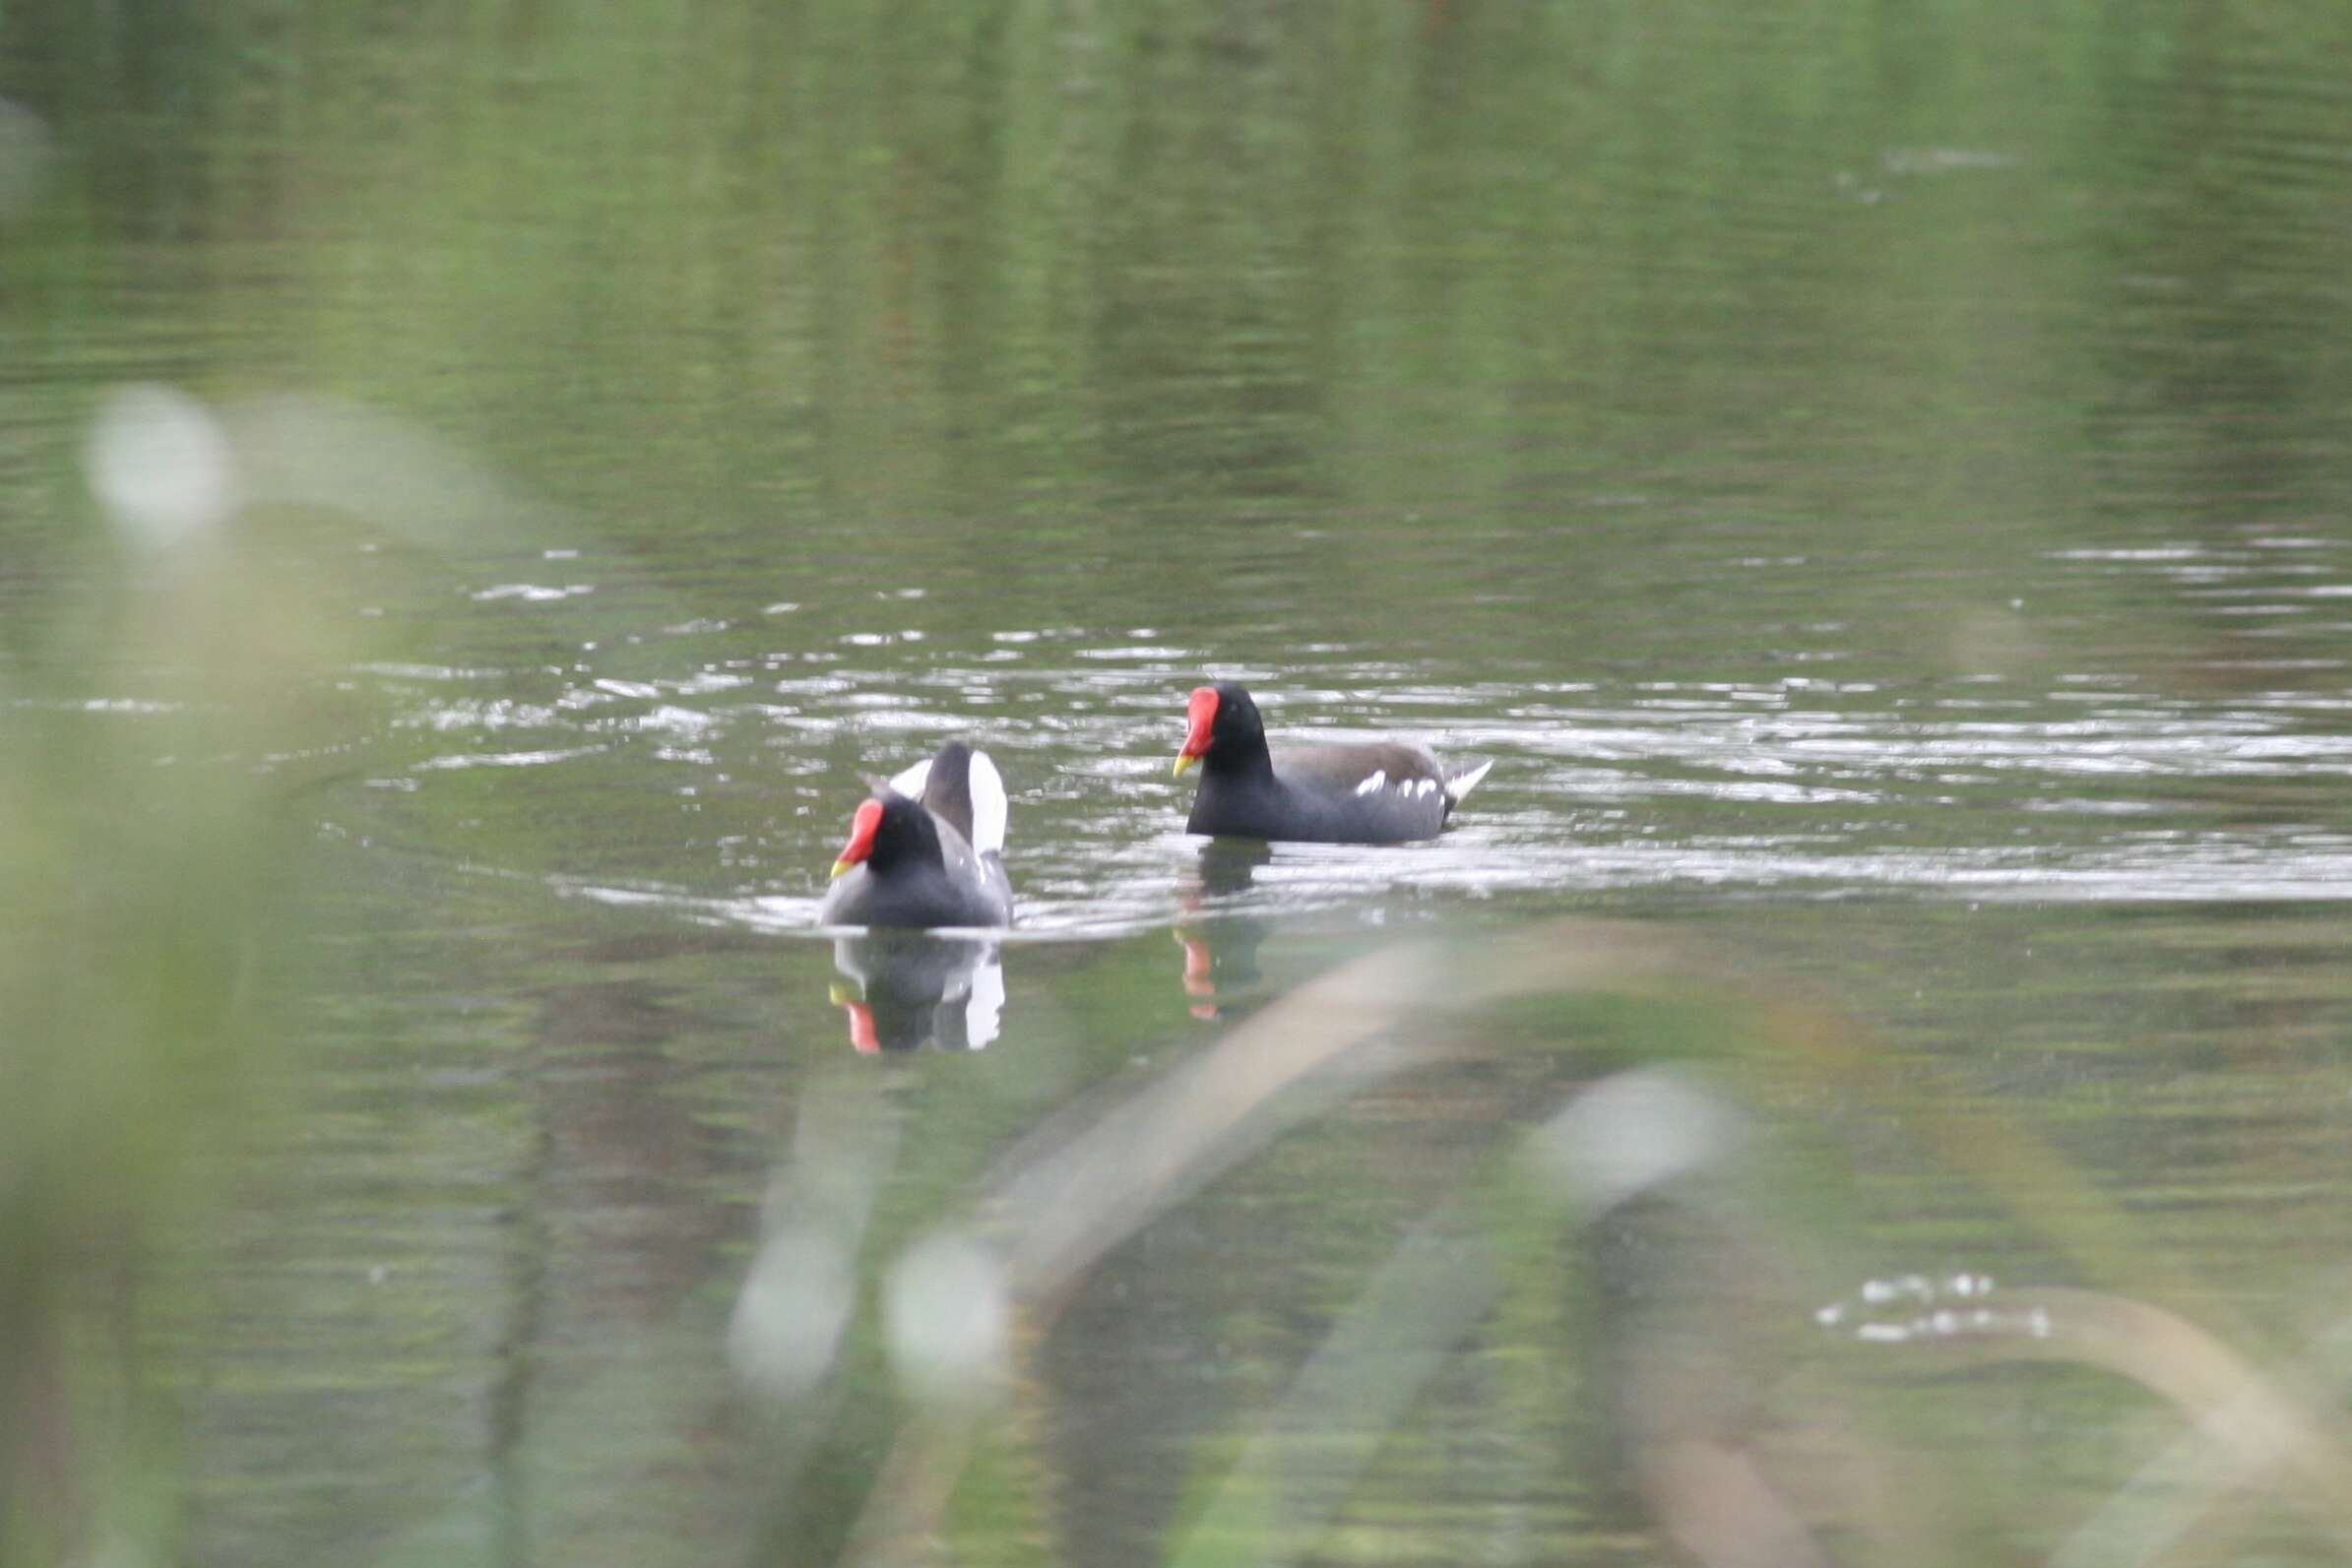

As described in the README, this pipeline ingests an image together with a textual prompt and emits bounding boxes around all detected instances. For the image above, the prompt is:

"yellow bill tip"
[829,856,856,880]
[1173,752,1198,778]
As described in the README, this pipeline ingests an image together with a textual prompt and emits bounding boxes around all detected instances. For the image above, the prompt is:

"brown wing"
[1269,740,1445,793]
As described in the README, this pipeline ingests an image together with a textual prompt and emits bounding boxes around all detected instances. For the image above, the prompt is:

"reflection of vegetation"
[775,920,2352,1566]
[9,2,2352,671]
[18,853,2351,1561]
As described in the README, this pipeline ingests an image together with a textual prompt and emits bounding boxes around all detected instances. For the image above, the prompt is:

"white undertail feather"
[967,748,1008,855]
[886,758,931,798]
[1442,759,1494,804]
[964,953,1005,1048]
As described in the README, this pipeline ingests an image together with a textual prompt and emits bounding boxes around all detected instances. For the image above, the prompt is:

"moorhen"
[1172,681,1491,844]
[817,739,1013,927]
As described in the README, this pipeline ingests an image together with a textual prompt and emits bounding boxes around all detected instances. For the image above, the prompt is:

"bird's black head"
[1175,680,1271,778]
[829,790,943,880]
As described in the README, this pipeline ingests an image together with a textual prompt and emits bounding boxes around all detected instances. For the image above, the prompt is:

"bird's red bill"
[1179,686,1219,760]
[830,798,884,878]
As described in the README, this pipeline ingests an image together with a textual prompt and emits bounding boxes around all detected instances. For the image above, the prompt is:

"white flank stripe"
[967,748,1008,854]
[1354,769,1386,797]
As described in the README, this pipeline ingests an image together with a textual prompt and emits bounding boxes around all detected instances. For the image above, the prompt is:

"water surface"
[10,4,2352,1564]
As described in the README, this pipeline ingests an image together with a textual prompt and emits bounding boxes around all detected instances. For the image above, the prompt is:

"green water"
[10,4,2352,1564]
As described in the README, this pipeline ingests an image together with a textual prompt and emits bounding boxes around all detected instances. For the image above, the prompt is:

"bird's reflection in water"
[1174,841,1274,1021]
[829,932,1004,1052]
[1190,838,1272,897]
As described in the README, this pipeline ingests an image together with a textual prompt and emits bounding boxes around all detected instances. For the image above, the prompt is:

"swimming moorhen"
[817,739,1013,927]
[1172,681,1491,844]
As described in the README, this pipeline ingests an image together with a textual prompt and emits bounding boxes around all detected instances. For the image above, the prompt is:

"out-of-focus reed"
[727,920,2352,1568]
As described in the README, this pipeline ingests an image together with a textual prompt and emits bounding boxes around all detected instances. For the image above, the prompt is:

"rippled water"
[324,517,2352,939]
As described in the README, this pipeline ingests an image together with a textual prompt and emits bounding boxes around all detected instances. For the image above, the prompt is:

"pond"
[9,5,2352,1565]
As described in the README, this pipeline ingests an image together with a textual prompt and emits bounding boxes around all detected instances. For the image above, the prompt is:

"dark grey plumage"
[817,739,1012,928]
[1176,682,1491,844]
